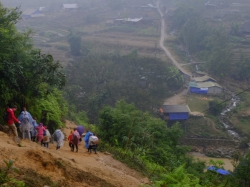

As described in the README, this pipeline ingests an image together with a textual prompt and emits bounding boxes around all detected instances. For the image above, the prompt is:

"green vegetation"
[1,0,250,186]
[209,99,226,116]
[64,51,184,123]
[167,0,250,80]
[0,160,24,187]
[68,32,81,56]
[0,3,67,129]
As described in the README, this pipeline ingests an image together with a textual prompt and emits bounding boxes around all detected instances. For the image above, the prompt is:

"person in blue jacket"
[84,131,92,150]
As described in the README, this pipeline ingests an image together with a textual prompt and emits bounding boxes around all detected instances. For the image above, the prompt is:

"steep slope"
[0,121,149,187]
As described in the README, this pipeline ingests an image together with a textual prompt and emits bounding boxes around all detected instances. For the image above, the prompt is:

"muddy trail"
[0,120,149,187]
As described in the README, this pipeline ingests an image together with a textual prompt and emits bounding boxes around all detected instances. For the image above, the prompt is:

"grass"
[138,27,159,36]
[183,117,228,138]
[185,94,210,112]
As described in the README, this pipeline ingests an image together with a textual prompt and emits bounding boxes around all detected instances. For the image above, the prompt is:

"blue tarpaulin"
[207,166,231,175]
[169,113,189,120]
[190,87,208,94]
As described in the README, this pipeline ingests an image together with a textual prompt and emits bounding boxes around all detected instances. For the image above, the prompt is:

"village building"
[114,17,143,25]
[22,9,44,19]
[191,75,216,83]
[62,4,79,10]
[161,105,190,120]
[189,81,223,95]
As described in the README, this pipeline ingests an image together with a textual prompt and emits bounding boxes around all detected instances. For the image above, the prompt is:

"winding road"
[157,1,191,77]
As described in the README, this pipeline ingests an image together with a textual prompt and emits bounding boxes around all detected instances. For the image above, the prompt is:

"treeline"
[168,0,250,80]
[0,3,67,130]
[64,51,184,123]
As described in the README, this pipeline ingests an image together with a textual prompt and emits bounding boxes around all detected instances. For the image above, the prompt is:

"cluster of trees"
[170,0,250,81]
[171,3,232,78]
[97,100,250,187]
[64,51,184,122]
[0,3,67,130]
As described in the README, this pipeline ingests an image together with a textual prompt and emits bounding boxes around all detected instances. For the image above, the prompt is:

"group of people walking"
[5,105,64,149]
[67,128,99,154]
[5,105,99,153]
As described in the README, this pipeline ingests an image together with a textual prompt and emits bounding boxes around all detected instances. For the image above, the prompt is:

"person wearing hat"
[36,123,46,143]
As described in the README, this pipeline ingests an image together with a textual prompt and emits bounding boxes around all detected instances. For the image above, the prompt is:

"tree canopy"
[0,3,66,126]
[65,52,184,122]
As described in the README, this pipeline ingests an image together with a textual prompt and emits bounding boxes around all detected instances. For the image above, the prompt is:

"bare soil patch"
[0,120,149,187]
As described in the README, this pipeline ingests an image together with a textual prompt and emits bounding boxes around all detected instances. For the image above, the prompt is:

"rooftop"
[63,4,79,9]
[115,17,142,22]
[162,105,190,113]
[189,81,222,88]
[192,75,216,82]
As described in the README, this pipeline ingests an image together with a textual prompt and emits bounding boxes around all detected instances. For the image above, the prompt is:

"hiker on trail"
[18,107,33,140]
[41,128,51,148]
[71,128,80,152]
[6,105,21,138]
[36,123,46,143]
[31,117,38,142]
[67,130,73,151]
[84,131,92,150]
[52,128,64,150]
[88,133,99,154]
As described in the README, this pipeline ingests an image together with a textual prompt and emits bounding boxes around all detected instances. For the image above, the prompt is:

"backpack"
[22,112,29,124]
[90,135,99,144]
[3,111,9,122]
[72,131,80,144]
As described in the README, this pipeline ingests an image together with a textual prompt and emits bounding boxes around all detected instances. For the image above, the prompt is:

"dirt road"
[157,1,191,77]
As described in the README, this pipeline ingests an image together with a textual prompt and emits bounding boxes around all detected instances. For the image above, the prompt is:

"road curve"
[157,1,192,77]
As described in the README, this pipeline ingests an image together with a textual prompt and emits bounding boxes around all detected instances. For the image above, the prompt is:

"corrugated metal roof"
[115,17,142,22]
[63,4,79,9]
[162,105,190,113]
[189,81,222,88]
[192,75,216,82]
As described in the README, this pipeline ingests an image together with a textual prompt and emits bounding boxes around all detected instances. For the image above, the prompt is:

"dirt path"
[157,1,191,76]
[0,120,149,187]
[163,88,188,105]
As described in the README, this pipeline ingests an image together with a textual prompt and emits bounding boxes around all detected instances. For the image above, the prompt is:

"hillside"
[0,120,149,187]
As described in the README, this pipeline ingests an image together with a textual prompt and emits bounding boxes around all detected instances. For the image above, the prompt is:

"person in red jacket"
[67,130,73,151]
[36,123,46,143]
[6,105,21,137]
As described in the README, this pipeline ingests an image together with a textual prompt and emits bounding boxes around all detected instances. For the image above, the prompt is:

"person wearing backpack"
[6,105,21,138]
[31,117,38,142]
[36,123,46,143]
[52,127,64,150]
[18,107,34,140]
[67,130,74,151]
[41,128,51,148]
[88,133,99,154]
[71,128,80,152]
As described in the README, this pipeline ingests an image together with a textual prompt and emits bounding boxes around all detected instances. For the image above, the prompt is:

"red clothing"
[68,134,73,143]
[7,108,20,125]
[36,125,46,136]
